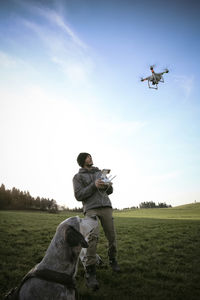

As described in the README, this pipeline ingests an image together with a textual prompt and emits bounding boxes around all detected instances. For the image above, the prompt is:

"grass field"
[0,204,200,300]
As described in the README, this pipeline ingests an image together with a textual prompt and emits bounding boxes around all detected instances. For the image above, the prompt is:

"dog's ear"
[65,226,88,248]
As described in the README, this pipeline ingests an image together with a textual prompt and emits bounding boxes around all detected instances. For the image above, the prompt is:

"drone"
[141,66,169,89]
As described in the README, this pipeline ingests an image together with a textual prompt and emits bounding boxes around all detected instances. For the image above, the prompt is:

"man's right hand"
[95,179,109,189]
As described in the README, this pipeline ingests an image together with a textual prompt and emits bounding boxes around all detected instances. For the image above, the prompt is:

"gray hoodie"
[73,167,113,213]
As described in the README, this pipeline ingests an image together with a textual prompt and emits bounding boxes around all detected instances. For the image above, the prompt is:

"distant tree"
[40,198,48,211]
[157,202,172,208]
[0,184,11,209]
[35,197,41,209]
[139,201,171,209]
[140,201,156,208]
[24,191,33,209]
[48,199,58,213]
[72,207,83,212]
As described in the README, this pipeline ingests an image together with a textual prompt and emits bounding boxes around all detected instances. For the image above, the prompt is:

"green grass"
[0,205,200,300]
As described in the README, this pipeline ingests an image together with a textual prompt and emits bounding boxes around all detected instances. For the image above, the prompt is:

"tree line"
[139,201,171,209]
[0,184,58,212]
[120,201,172,210]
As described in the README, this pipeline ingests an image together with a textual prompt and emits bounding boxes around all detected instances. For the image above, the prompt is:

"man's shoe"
[85,265,99,291]
[109,258,121,272]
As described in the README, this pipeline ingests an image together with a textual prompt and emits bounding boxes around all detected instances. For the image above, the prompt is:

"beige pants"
[85,207,117,266]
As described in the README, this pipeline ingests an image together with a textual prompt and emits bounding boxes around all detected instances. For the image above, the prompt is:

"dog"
[4,216,98,300]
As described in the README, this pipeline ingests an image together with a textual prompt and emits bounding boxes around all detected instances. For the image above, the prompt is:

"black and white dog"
[4,216,99,300]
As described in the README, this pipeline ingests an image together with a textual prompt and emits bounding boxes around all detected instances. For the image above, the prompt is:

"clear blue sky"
[0,0,200,208]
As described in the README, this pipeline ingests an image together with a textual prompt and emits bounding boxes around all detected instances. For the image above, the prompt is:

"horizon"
[1,181,199,210]
[1,0,200,209]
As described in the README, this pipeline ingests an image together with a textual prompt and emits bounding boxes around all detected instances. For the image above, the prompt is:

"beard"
[85,161,93,168]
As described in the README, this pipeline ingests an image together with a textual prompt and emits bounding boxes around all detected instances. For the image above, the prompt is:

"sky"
[0,0,200,209]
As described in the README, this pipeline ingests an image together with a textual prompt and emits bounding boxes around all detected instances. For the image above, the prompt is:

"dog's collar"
[33,268,76,289]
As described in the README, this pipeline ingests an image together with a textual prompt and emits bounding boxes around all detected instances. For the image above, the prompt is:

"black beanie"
[77,152,91,167]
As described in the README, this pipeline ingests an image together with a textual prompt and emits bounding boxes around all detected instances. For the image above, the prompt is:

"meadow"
[0,204,200,300]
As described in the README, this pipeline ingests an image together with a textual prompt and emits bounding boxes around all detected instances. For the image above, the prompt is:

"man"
[73,152,120,290]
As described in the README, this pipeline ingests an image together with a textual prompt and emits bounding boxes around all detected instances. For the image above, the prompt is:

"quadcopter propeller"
[163,64,171,72]
[150,64,156,70]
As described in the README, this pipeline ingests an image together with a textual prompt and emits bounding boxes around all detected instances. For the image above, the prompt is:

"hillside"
[114,202,200,220]
[173,202,200,209]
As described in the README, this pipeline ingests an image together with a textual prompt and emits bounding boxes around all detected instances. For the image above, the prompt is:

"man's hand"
[95,179,112,189]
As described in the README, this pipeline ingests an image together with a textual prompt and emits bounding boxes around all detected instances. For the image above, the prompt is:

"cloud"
[18,0,87,49]
[51,55,94,84]
[37,8,87,50]
[19,2,94,85]
[174,75,194,99]
[0,51,18,68]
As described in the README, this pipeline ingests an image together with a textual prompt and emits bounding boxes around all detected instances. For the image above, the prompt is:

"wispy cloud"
[19,2,94,85]
[174,75,194,99]
[0,51,17,68]
[37,8,87,50]
[18,0,87,50]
